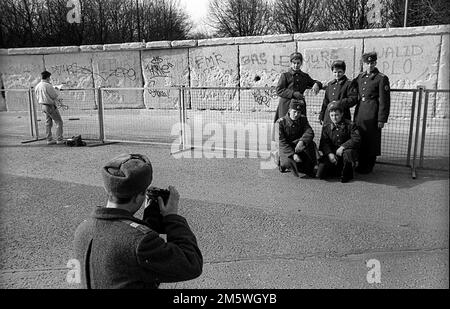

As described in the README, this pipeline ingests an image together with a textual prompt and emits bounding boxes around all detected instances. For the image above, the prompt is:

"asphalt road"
[0,136,448,289]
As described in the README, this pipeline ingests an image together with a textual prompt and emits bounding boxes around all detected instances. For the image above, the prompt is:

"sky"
[178,0,212,33]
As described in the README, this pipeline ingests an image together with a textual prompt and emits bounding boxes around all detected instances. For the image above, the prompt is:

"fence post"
[411,86,424,179]
[181,86,187,149]
[178,87,184,149]
[406,89,417,167]
[419,89,430,168]
[27,88,35,137]
[30,87,40,140]
[97,87,105,143]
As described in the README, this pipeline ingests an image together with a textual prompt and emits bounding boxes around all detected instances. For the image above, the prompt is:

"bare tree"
[320,0,372,30]
[207,0,275,37]
[386,0,450,27]
[272,0,323,33]
[0,0,192,48]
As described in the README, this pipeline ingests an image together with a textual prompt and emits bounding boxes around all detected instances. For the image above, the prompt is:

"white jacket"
[35,80,59,105]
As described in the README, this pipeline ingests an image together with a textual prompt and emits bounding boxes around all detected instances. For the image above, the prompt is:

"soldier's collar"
[290,68,303,74]
[366,68,379,79]
[331,120,345,130]
[92,207,136,220]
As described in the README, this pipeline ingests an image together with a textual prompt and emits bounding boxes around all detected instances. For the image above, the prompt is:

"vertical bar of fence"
[97,87,105,142]
[178,87,184,149]
[27,88,35,137]
[411,86,424,179]
[181,86,187,149]
[30,87,40,140]
[406,90,417,167]
[419,90,430,168]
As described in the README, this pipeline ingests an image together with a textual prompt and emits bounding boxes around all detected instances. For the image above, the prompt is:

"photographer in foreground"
[73,153,203,289]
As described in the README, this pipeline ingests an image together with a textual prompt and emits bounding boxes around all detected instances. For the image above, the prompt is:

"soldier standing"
[353,52,390,174]
[319,60,358,126]
[274,52,322,122]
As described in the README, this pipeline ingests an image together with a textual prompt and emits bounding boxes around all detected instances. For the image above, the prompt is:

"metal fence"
[0,86,448,177]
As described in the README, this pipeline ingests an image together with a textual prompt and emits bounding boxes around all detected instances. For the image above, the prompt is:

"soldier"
[274,52,322,122]
[73,153,203,289]
[278,99,318,178]
[353,52,390,174]
[319,60,358,126]
[317,102,361,183]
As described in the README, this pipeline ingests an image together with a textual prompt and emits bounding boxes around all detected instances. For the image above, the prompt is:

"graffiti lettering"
[147,89,169,98]
[272,55,291,67]
[194,53,226,70]
[241,53,268,66]
[252,88,278,107]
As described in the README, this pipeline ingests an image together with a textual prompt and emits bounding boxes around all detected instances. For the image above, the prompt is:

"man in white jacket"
[35,71,64,144]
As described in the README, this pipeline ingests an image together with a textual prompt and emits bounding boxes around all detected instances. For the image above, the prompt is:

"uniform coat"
[73,207,203,289]
[319,76,358,126]
[353,68,390,157]
[274,69,322,122]
[319,119,361,163]
[278,114,317,170]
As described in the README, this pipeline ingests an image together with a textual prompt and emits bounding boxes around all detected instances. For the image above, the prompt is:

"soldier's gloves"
[336,146,345,157]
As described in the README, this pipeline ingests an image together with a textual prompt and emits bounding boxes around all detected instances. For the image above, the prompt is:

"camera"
[146,187,170,204]
[144,187,170,234]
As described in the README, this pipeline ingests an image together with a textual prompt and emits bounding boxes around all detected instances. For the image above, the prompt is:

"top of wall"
[1,24,449,55]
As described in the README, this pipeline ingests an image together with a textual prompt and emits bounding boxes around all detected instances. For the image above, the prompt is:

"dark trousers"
[357,154,376,172]
[280,151,315,176]
[317,149,357,179]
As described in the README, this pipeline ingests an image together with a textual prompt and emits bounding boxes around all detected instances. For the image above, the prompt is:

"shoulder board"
[120,219,151,234]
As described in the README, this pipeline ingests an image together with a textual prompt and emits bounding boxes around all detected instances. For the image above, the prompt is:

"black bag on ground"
[66,135,86,147]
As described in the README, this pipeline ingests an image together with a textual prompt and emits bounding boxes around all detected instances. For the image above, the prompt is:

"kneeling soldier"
[317,103,360,183]
[278,99,317,177]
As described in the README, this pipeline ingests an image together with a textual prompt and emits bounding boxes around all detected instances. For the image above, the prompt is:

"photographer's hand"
[158,186,179,216]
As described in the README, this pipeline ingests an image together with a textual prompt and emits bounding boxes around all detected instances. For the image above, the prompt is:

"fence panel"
[183,87,273,155]
[0,89,34,138]
[419,90,449,171]
[101,87,182,145]
[34,88,101,141]
[379,90,416,166]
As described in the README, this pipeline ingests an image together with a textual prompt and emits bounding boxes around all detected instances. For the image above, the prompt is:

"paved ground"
[0,136,448,289]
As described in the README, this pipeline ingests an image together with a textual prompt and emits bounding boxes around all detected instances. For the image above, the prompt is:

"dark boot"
[316,163,326,179]
[341,162,354,183]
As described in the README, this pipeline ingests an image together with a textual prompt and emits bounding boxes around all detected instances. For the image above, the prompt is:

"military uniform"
[317,118,361,181]
[278,113,317,176]
[353,67,390,171]
[74,207,203,289]
[274,69,322,122]
[319,75,358,126]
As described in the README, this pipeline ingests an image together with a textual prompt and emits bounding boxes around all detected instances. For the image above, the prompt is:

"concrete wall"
[0,25,448,116]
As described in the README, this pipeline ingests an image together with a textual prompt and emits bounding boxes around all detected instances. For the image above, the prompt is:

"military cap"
[328,101,343,113]
[289,98,305,112]
[102,153,153,198]
[331,60,346,71]
[290,52,303,62]
[362,52,377,63]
